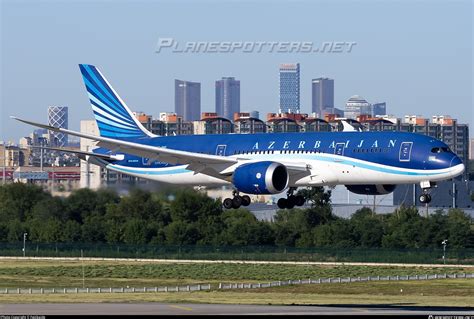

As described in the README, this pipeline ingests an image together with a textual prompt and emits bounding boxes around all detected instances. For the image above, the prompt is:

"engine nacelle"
[345,184,397,195]
[233,161,289,194]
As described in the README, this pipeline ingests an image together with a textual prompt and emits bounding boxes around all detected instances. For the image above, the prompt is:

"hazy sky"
[1,0,472,142]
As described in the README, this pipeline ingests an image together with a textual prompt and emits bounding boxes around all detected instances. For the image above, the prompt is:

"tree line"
[0,183,473,248]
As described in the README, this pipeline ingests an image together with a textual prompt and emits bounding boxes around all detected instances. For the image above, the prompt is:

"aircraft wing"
[13,117,311,180]
[13,116,236,165]
[29,146,124,161]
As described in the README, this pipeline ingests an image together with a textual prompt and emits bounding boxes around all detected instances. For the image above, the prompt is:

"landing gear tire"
[295,195,305,206]
[241,195,251,207]
[277,198,288,209]
[223,198,234,209]
[419,193,432,204]
[286,196,296,209]
[232,195,242,209]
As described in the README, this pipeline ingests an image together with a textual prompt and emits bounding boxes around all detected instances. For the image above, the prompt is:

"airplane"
[12,64,465,209]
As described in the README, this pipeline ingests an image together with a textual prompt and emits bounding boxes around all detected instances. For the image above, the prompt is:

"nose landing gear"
[223,190,251,209]
[418,181,435,204]
[419,193,432,204]
[277,187,305,209]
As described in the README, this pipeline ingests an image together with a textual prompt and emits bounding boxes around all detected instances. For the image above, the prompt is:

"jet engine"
[233,161,289,194]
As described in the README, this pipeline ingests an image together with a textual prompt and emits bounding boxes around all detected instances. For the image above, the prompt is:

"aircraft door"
[399,142,413,162]
[216,145,227,156]
[334,143,345,156]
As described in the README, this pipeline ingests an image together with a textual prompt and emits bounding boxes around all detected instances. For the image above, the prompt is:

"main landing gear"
[223,190,251,209]
[418,181,434,204]
[277,187,305,209]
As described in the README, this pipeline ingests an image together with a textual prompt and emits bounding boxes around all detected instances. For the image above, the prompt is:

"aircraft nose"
[449,155,465,178]
[449,155,463,167]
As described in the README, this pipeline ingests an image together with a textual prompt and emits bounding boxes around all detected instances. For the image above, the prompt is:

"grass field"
[0,259,472,307]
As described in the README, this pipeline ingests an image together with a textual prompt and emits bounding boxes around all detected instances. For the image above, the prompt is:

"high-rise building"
[48,106,68,147]
[215,77,240,121]
[175,80,201,121]
[470,138,474,160]
[312,78,334,117]
[344,95,371,119]
[279,63,300,113]
[372,102,387,117]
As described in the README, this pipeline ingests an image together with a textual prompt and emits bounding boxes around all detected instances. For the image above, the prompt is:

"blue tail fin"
[79,64,156,139]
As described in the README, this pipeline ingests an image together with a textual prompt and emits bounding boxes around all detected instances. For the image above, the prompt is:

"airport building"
[215,77,240,121]
[279,63,300,114]
[174,79,201,121]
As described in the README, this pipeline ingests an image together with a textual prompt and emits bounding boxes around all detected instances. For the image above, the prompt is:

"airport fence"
[0,284,211,294]
[0,273,472,294]
[0,242,473,264]
[218,273,474,290]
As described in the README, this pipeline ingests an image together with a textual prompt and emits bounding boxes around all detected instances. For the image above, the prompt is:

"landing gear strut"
[277,187,305,209]
[223,190,251,209]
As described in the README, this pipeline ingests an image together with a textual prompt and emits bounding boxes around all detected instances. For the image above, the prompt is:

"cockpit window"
[431,147,451,153]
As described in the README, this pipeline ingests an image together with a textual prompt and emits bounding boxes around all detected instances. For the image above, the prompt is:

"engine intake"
[345,184,396,195]
[233,161,289,194]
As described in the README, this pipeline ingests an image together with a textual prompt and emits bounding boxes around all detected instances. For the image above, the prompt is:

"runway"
[1,303,473,316]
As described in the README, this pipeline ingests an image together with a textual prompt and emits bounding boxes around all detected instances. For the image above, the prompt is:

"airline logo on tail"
[79,64,155,139]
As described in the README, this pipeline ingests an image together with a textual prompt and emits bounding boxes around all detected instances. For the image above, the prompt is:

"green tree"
[445,208,471,248]
[29,197,65,221]
[64,188,99,223]
[0,183,48,222]
[169,188,222,223]
[61,220,82,242]
[381,206,425,248]
[417,210,449,248]
[313,219,356,248]
[350,207,384,247]
[122,218,149,245]
[164,221,199,245]
[219,209,275,246]
[297,186,332,208]
[6,219,25,242]
[0,223,8,241]
[81,215,106,242]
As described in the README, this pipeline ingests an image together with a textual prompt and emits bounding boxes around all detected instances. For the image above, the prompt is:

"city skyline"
[1,0,472,142]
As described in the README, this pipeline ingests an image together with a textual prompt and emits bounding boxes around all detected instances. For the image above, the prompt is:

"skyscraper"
[215,77,240,121]
[47,106,68,147]
[372,102,387,117]
[279,63,300,113]
[175,80,201,121]
[344,95,371,119]
[312,77,334,117]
